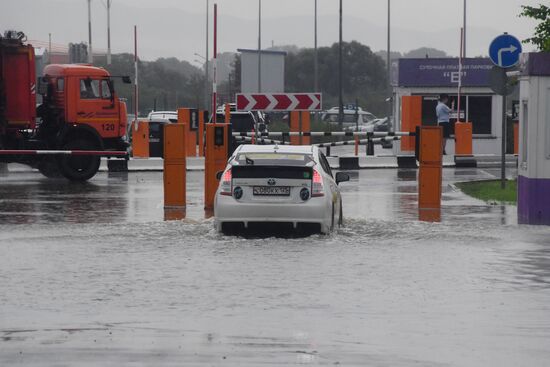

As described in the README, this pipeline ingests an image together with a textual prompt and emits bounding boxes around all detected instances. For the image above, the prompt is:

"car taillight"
[311,169,324,197]
[220,168,232,196]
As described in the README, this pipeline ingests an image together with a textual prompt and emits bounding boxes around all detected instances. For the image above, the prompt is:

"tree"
[285,41,387,115]
[403,47,448,59]
[520,4,550,51]
[96,55,204,115]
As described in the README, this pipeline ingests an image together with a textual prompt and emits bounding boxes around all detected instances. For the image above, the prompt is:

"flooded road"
[1,169,550,366]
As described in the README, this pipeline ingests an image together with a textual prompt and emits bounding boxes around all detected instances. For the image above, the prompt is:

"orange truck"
[0,31,129,181]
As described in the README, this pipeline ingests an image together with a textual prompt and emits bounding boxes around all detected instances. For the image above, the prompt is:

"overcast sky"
[1,0,541,62]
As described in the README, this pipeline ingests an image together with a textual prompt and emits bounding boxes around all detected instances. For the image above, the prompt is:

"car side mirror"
[122,76,132,84]
[335,172,350,185]
[216,171,224,180]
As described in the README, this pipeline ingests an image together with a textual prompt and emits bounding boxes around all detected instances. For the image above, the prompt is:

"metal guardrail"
[314,136,401,148]
[231,131,415,138]
[0,150,128,157]
[233,136,290,145]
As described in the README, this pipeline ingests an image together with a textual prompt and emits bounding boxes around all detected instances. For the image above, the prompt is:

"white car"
[214,144,350,234]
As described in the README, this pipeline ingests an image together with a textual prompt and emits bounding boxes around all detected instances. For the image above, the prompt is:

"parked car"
[321,107,378,129]
[214,144,350,234]
[214,103,268,133]
[147,111,178,157]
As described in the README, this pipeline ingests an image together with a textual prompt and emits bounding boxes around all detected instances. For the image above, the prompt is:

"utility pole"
[48,33,52,57]
[87,0,93,63]
[387,0,392,120]
[258,0,262,93]
[205,0,210,111]
[314,0,319,123]
[106,0,111,64]
[338,0,343,129]
[463,0,467,57]
[314,0,318,93]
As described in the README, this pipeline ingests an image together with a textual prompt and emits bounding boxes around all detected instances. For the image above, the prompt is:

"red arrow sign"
[295,94,313,110]
[274,94,292,110]
[236,93,322,111]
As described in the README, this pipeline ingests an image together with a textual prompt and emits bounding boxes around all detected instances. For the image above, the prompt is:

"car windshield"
[234,152,313,166]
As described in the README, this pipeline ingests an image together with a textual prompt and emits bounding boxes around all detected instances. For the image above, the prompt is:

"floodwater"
[1,168,550,366]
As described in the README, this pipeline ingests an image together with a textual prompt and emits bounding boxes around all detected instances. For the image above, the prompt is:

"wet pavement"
[1,167,550,366]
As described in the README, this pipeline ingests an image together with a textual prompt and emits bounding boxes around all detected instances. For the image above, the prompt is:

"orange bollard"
[204,123,229,210]
[163,123,186,209]
[177,108,197,157]
[289,111,310,145]
[454,121,473,156]
[401,96,422,152]
[131,120,150,158]
[300,111,311,145]
[198,110,206,157]
[418,126,443,210]
[354,135,359,156]
[289,111,300,145]
[513,121,519,155]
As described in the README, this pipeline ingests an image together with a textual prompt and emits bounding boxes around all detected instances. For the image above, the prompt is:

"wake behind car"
[214,144,350,234]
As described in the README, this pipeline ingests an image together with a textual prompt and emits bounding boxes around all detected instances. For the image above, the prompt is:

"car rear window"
[234,153,313,166]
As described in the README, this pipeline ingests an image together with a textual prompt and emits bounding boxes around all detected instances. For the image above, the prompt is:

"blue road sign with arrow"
[489,33,522,68]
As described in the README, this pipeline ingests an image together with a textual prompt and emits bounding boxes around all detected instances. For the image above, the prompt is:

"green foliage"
[456,180,517,203]
[520,4,550,51]
[95,54,204,115]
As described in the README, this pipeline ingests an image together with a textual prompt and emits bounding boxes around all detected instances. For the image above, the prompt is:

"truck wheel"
[38,158,62,178]
[58,139,101,181]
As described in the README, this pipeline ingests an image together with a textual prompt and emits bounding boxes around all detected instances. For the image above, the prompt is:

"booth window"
[419,94,492,135]
[468,96,492,134]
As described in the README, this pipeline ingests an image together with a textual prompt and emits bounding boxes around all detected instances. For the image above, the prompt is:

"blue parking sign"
[489,34,522,68]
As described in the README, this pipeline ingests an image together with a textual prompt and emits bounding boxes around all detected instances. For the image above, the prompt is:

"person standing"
[436,94,452,155]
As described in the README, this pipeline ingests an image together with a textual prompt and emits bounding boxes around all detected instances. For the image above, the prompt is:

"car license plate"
[252,186,290,196]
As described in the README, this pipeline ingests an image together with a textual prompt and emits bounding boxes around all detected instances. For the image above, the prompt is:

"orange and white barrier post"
[418,126,443,222]
[401,96,422,152]
[131,120,149,158]
[454,121,473,156]
[163,122,186,219]
[204,122,229,211]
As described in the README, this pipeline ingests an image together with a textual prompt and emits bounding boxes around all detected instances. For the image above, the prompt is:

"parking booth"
[392,58,506,156]
[517,52,550,225]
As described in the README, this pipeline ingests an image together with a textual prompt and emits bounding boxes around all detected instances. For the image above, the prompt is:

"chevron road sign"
[236,93,322,111]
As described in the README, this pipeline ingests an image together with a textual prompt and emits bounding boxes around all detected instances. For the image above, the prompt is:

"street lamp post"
[106,0,111,64]
[314,0,319,123]
[314,0,318,93]
[258,0,262,93]
[338,0,343,129]
[205,0,209,111]
[387,0,392,120]
[463,0,467,57]
[87,0,93,63]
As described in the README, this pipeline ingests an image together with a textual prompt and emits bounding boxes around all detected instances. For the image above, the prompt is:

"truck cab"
[39,64,128,150]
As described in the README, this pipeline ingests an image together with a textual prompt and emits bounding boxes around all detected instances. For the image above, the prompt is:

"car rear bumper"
[214,194,332,232]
